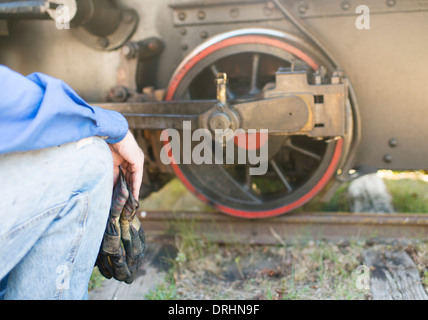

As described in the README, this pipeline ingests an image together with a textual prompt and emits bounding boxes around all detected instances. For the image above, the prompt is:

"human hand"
[108,131,145,200]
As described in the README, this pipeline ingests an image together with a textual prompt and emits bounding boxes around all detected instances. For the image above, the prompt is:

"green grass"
[145,273,177,300]
[139,178,215,212]
[424,271,428,289]
[296,182,351,213]
[300,175,428,214]
[88,267,105,292]
[140,171,428,215]
[384,179,428,213]
[93,171,428,299]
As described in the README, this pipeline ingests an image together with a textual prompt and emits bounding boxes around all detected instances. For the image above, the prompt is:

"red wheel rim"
[165,34,343,218]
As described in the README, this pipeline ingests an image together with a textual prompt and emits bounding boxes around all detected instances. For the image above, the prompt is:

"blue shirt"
[0,65,129,155]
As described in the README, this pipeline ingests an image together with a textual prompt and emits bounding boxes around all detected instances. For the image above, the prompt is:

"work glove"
[96,169,145,284]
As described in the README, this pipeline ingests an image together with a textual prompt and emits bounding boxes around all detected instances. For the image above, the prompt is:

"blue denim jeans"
[0,137,113,299]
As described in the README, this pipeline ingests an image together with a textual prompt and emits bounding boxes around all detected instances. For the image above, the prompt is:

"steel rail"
[138,211,428,244]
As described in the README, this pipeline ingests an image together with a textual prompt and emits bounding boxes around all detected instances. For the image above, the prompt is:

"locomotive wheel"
[165,29,344,218]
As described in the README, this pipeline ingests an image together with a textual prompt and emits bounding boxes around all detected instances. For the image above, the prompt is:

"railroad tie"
[363,250,428,300]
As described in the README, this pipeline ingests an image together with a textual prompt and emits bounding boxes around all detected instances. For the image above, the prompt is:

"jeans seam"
[55,192,89,300]
[0,201,67,243]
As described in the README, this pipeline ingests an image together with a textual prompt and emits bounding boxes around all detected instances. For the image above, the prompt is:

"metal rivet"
[298,3,308,14]
[122,11,134,23]
[178,11,186,21]
[122,43,136,59]
[180,28,187,36]
[147,39,160,52]
[389,138,398,148]
[266,1,275,9]
[230,7,239,18]
[197,10,206,20]
[264,7,273,16]
[200,31,208,39]
[341,1,351,10]
[182,44,188,51]
[97,37,109,48]
[122,45,131,56]
[109,86,128,102]
[386,0,396,7]
[384,154,393,163]
[264,2,274,16]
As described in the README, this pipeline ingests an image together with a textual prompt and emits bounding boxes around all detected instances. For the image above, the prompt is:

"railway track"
[138,211,428,244]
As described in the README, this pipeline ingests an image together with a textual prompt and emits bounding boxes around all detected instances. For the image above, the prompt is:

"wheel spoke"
[224,166,261,203]
[245,165,252,191]
[284,139,322,161]
[187,163,262,203]
[249,53,260,95]
[269,159,293,192]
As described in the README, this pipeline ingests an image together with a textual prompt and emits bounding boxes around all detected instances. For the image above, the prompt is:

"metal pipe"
[271,0,340,69]
[0,1,50,20]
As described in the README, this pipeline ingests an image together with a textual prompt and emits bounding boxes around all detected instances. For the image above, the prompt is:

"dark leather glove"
[96,169,145,284]
[119,182,145,282]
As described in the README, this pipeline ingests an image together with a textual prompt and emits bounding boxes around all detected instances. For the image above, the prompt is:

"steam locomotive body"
[1,0,427,218]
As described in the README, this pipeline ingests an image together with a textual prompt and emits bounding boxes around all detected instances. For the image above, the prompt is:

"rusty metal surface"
[139,211,428,244]
[0,1,50,20]
[99,100,214,130]
[167,0,428,170]
[1,0,428,175]
[300,8,428,170]
[0,19,7,35]
[263,68,347,137]
[99,67,347,137]
[292,0,428,18]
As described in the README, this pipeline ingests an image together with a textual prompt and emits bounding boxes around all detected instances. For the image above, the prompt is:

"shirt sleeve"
[0,65,129,155]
